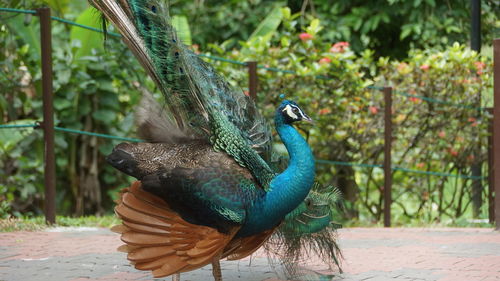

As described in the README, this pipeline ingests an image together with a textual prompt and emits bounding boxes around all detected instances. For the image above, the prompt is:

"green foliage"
[172,15,192,45]
[41,0,69,14]
[206,12,493,224]
[169,0,282,49]
[0,215,119,232]
[169,0,499,59]
[5,14,41,60]
[0,0,496,226]
[0,6,144,217]
[70,6,104,60]
[247,5,283,43]
[372,44,491,223]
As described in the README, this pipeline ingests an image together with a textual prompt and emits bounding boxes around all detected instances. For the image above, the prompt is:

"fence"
[0,7,499,228]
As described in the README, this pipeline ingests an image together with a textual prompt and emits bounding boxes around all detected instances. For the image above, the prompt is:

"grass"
[341,217,494,228]
[1,214,493,233]
[0,215,120,232]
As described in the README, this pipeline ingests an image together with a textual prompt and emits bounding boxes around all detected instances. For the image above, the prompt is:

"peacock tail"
[264,182,343,278]
[90,0,275,187]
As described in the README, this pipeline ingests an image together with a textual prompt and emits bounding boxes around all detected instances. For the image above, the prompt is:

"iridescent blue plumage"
[237,100,315,237]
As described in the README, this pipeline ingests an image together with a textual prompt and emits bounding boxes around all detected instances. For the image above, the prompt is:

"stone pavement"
[0,227,499,281]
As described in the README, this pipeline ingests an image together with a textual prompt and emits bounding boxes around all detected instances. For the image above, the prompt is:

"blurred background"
[0,0,499,228]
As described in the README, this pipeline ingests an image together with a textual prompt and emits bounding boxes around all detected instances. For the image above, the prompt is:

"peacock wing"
[139,165,265,234]
[112,181,240,278]
[90,0,273,165]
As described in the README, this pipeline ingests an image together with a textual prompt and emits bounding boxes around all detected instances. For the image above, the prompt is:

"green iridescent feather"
[90,0,275,188]
[265,182,343,278]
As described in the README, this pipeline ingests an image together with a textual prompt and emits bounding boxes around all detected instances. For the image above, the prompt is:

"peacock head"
[277,100,313,124]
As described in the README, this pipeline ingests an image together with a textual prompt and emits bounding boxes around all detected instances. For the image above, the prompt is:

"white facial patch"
[282,104,300,120]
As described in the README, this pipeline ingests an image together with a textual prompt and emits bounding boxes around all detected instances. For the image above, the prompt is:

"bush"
[0,9,145,217]
[206,9,493,224]
[0,5,493,225]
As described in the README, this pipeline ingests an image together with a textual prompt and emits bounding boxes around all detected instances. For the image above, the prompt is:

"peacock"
[90,0,342,280]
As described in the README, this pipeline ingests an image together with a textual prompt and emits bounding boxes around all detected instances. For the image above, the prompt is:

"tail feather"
[128,246,176,262]
[135,89,196,143]
[112,181,240,278]
[90,0,274,172]
[264,183,343,278]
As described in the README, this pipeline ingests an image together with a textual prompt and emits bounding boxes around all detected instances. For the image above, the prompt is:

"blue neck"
[266,114,316,216]
[236,112,315,237]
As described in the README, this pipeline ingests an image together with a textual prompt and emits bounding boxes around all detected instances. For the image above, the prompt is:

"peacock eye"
[305,198,312,207]
[292,107,299,114]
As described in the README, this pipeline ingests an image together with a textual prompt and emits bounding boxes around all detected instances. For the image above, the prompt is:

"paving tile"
[1,227,500,280]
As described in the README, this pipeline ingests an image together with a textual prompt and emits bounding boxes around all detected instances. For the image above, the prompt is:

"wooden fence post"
[383,87,393,227]
[37,7,56,225]
[488,108,494,224]
[493,39,500,230]
[247,61,258,100]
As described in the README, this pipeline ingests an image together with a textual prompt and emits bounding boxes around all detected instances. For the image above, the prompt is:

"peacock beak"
[302,114,313,123]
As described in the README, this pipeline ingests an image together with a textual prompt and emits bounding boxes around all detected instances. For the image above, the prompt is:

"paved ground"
[0,227,499,281]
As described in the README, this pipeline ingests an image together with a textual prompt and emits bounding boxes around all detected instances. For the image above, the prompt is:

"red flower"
[319,57,331,64]
[474,61,486,75]
[369,106,378,114]
[409,97,420,103]
[448,148,458,157]
[420,64,430,71]
[438,131,446,138]
[330,41,349,53]
[416,162,425,169]
[299,33,313,41]
[319,108,331,115]
[243,90,250,97]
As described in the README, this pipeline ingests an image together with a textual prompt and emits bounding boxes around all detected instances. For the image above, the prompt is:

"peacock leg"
[211,258,222,281]
[172,273,180,281]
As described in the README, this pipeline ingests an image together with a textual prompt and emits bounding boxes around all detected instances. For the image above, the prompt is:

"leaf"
[248,5,283,41]
[281,7,291,19]
[242,4,283,55]
[54,98,72,110]
[42,0,70,14]
[400,25,413,40]
[307,18,321,34]
[97,79,115,93]
[6,15,41,61]
[54,134,68,149]
[0,120,36,153]
[99,93,120,110]
[281,36,290,47]
[92,109,116,122]
[425,0,436,7]
[172,15,192,46]
[70,7,104,61]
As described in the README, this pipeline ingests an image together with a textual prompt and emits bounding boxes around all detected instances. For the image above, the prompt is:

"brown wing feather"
[113,181,239,278]
[222,227,276,261]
